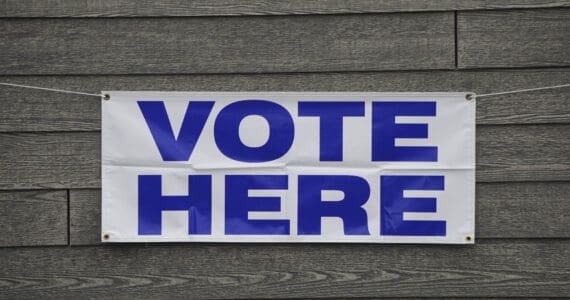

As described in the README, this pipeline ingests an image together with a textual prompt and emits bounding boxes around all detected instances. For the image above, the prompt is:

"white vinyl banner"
[102,92,475,244]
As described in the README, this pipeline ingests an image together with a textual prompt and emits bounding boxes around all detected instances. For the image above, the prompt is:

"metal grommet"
[465,93,475,101]
[102,93,110,101]
[103,233,110,240]
[465,235,473,242]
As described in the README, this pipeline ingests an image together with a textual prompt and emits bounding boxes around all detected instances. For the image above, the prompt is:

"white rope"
[476,83,570,99]
[0,81,569,100]
[0,82,103,98]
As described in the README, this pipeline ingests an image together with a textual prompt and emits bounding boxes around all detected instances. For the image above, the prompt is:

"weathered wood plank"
[0,132,100,189]
[0,125,567,189]
[0,240,568,298]
[70,189,99,245]
[0,13,454,75]
[1,69,569,132]
[69,181,570,245]
[0,190,67,247]
[458,8,570,69]
[1,0,569,17]
[476,181,570,238]
[476,125,570,182]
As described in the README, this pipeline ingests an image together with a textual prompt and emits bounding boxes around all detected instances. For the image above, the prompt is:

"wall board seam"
[0,5,569,19]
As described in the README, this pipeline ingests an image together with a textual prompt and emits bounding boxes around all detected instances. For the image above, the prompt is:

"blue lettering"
[372,102,437,161]
[138,175,212,235]
[298,175,370,235]
[298,102,365,161]
[138,101,214,161]
[225,175,290,234]
[380,175,445,236]
[214,100,294,162]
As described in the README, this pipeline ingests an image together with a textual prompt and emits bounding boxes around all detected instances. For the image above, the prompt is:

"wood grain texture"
[476,125,570,182]
[70,189,99,245]
[458,8,570,69]
[1,0,569,17]
[0,132,100,190]
[0,124,568,190]
[69,181,570,245]
[0,3,567,299]
[0,13,454,75]
[0,240,568,298]
[0,190,67,247]
[1,69,569,132]
[476,181,570,238]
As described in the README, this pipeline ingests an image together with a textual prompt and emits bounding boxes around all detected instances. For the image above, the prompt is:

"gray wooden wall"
[1,1,569,298]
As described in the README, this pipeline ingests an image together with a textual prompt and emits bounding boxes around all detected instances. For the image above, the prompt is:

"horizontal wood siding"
[476,181,570,238]
[0,3,569,298]
[458,8,570,69]
[0,190,67,247]
[0,13,454,75]
[0,240,568,298]
[1,0,569,17]
[0,132,100,190]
